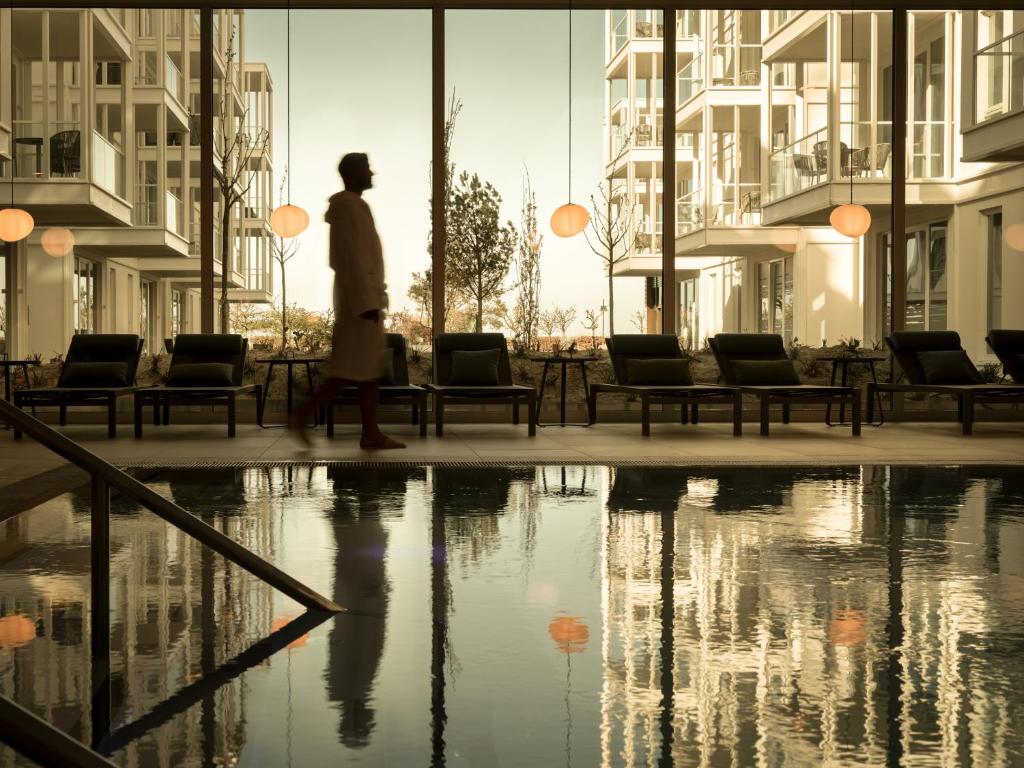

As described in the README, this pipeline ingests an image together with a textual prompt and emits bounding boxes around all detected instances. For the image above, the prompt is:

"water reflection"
[0,465,1022,766]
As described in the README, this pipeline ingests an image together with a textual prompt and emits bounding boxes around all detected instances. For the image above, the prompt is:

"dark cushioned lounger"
[424,333,536,437]
[133,334,261,438]
[868,331,1024,435]
[590,334,741,436]
[13,334,144,438]
[709,333,861,436]
[327,333,428,438]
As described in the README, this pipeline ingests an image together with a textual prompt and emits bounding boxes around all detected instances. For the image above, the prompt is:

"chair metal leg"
[732,393,743,436]
[641,396,651,437]
[435,394,444,437]
[527,393,536,437]
[681,403,688,424]
[419,393,428,437]
[512,400,520,425]
[851,392,862,437]
[255,385,264,427]
[690,403,699,425]
[411,403,419,425]
[866,384,876,423]
[162,402,170,425]
[134,396,143,439]
[588,389,598,425]
[107,396,117,438]
[962,393,974,435]
[152,399,160,426]
[326,402,335,438]
[760,396,770,436]
[782,403,790,424]
[227,395,236,438]
[59,405,67,426]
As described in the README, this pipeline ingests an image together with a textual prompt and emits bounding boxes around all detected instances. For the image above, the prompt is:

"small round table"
[818,354,886,426]
[256,356,325,426]
[528,355,596,427]
[1,359,40,430]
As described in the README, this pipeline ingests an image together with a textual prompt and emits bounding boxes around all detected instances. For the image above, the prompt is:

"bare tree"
[582,309,600,351]
[538,309,558,339]
[551,306,577,341]
[505,170,543,353]
[426,93,464,329]
[269,173,299,353]
[584,136,639,336]
[630,309,647,334]
[214,25,269,333]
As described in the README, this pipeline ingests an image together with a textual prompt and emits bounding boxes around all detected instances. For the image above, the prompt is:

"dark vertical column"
[661,7,677,336]
[430,486,448,767]
[658,507,676,767]
[890,10,907,334]
[200,8,215,333]
[886,485,905,767]
[90,476,111,749]
[431,7,446,367]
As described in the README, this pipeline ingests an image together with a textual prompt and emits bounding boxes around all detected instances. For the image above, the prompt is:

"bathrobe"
[326,190,389,381]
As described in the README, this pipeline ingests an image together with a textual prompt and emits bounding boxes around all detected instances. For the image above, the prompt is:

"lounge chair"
[867,331,1024,435]
[425,333,537,437]
[986,330,1024,384]
[326,333,428,438]
[590,334,741,436]
[709,333,861,436]
[133,334,261,438]
[13,334,144,438]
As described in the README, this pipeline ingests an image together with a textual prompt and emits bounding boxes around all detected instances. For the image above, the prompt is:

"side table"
[256,357,325,426]
[528,355,596,427]
[818,355,886,426]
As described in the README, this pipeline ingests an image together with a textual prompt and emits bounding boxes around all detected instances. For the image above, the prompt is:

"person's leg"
[356,382,405,449]
[289,376,348,446]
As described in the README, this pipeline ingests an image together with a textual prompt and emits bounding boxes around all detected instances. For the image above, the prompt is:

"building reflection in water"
[2,464,1023,766]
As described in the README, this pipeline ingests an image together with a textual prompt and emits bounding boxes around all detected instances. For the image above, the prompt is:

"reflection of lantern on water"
[0,614,36,649]
[829,609,867,646]
[549,615,590,654]
[271,615,309,649]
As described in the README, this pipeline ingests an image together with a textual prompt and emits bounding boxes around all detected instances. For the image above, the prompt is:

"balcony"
[964,28,1024,161]
[608,10,664,61]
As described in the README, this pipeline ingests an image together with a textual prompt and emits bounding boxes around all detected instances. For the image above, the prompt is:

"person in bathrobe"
[291,153,405,449]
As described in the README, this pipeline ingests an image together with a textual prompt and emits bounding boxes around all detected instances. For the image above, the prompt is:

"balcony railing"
[134,184,158,226]
[769,127,828,201]
[166,55,184,103]
[677,189,703,236]
[710,44,762,87]
[92,131,125,198]
[975,28,1024,124]
[678,55,704,103]
[712,181,761,226]
[911,120,946,179]
[610,12,628,55]
[167,190,184,235]
[136,50,159,86]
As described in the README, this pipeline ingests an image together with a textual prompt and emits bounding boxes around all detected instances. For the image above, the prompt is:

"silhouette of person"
[291,153,404,449]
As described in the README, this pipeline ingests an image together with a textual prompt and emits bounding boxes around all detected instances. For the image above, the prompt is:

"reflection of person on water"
[324,469,394,748]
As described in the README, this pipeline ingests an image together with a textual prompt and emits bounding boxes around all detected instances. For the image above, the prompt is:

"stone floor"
[2,417,1022,493]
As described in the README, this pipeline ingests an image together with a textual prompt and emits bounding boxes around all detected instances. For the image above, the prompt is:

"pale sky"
[245,9,645,334]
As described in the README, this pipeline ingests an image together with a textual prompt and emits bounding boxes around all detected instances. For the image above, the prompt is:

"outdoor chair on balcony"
[49,130,81,176]
[813,140,850,179]
[326,334,428,438]
[426,333,537,437]
[590,334,741,437]
[709,333,861,436]
[873,143,892,177]
[13,334,144,439]
[133,334,261,438]
[793,154,818,185]
[986,330,1024,384]
[868,331,1024,434]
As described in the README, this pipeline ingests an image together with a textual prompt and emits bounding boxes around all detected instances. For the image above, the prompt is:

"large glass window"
[988,211,1003,331]
[757,256,793,344]
[74,256,98,334]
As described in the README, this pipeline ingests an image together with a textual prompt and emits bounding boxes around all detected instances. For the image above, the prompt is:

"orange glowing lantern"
[270,204,309,238]
[551,203,589,238]
[549,614,590,654]
[829,204,872,239]
[0,614,37,649]
[828,609,867,646]
[41,227,75,257]
[0,208,34,243]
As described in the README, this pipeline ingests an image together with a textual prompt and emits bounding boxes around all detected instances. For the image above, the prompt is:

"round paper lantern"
[829,204,871,238]
[550,203,589,238]
[1004,222,1024,252]
[41,227,75,257]
[549,614,590,654]
[270,204,309,238]
[0,614,37,649]
[0,207,35,243]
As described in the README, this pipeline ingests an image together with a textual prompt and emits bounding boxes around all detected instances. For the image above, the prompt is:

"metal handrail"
[0,695,119,768]
[0,398,341,616]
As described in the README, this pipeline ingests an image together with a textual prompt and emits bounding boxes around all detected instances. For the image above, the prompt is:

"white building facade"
[1,8,274,359]
[607,9,1024,361]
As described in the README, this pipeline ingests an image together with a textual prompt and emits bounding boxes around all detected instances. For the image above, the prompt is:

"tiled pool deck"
[2,421,1023,491]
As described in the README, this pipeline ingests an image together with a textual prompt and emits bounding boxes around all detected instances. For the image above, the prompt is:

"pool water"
[1,465,1023,767]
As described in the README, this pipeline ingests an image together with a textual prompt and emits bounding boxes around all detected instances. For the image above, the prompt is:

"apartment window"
[140,279,156,350]
[171,289,184,337]
[757,256,793,345]
[894,222,947,331]
[95,61,121,86]
[988,212,1003,332]
[679,277,699,351]
[911,26,947,178]
[74,257,98,335]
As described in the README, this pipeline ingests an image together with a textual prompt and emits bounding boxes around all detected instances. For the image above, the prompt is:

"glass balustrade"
[166,190,184,235]
[769,127,828,201]
[676,189,703,236]
[165,55,184,102]
[975,29,1024,123]
[610,11,628,55]
[134,184,158,226]
[92,131,125,198]
[678,55,704,103]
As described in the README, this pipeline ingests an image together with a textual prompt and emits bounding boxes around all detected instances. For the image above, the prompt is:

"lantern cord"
[9,0,14,208]
[286,0,291,204]
[849,4,854,204]
[567,0,572,203]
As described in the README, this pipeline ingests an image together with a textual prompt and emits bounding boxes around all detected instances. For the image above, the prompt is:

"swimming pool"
[1,464,1022,766]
